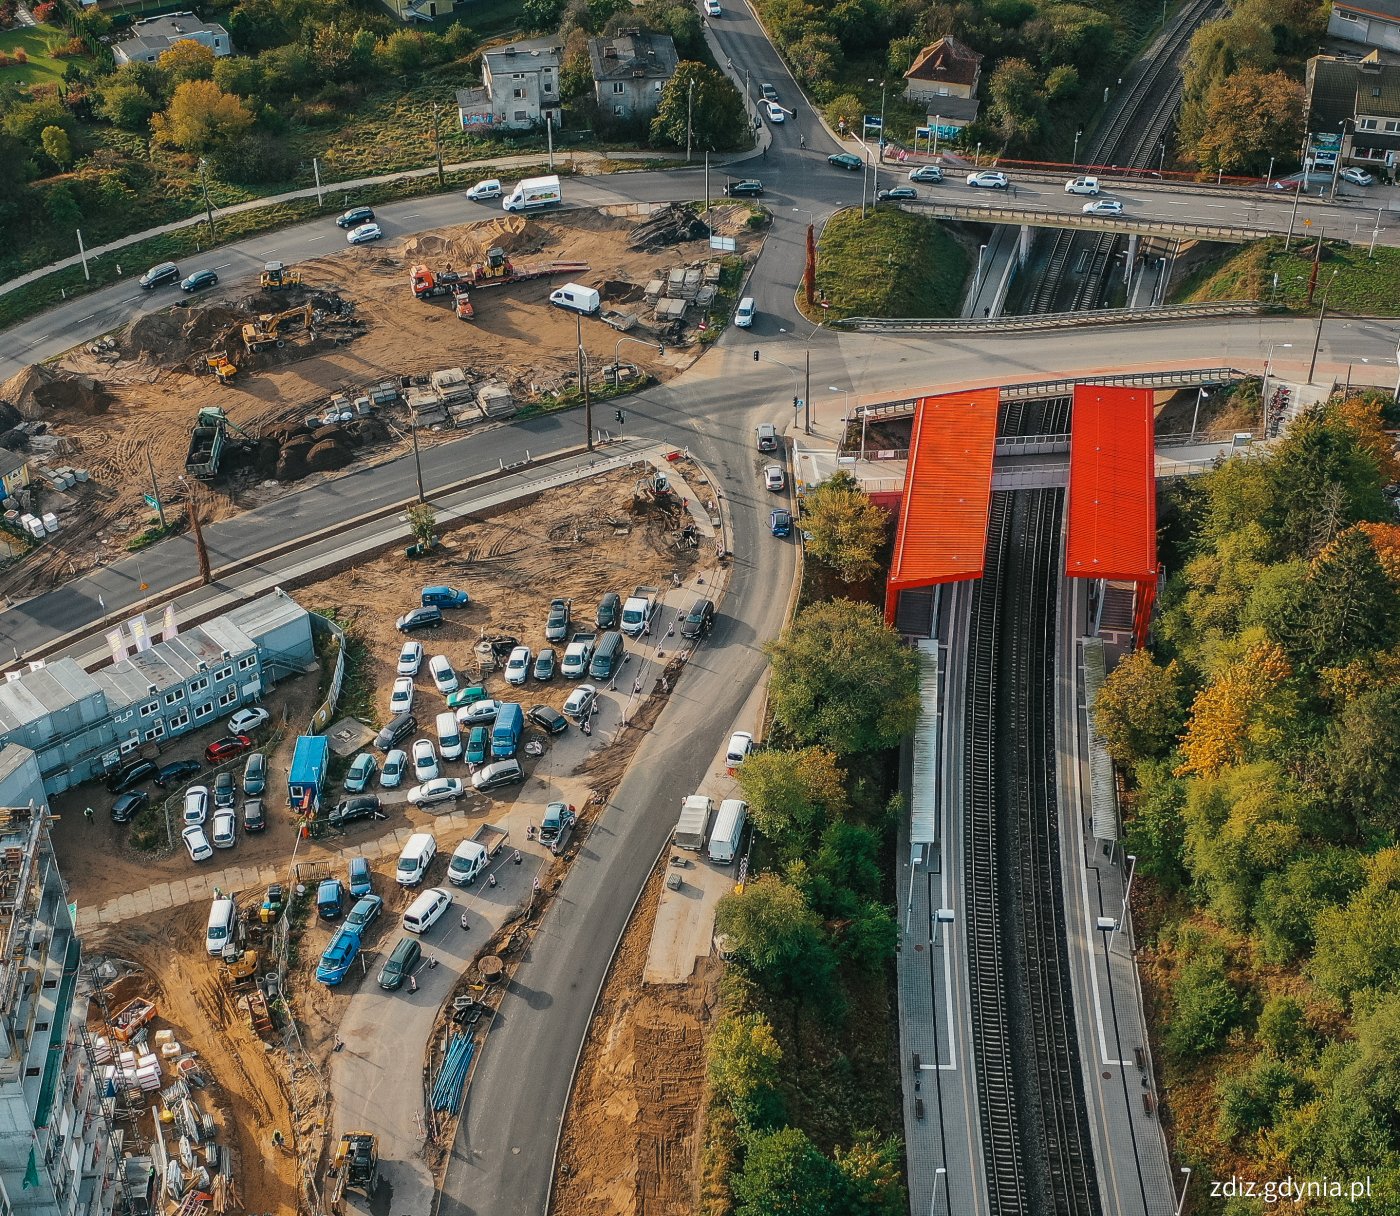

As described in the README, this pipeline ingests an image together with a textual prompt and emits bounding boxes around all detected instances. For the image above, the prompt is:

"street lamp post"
[753,349,801,426]
[197,158,216,239]
[829,385,851,436]
[1265,155,1275,188]
[1262,341,1293,410]
[577,312,594,450]
[973,243,988,298]
[929,1166,947,1216]
[1158,140,1166,174]
[1174,1167,1192,1216]
[867,78,887,162]
[1109,853,1138,954]
[1189,387,1208,440]
[1072,127,1083,166]
[975,140,982,167]
[1394,339,1400,402]
[1307,269,1340,382]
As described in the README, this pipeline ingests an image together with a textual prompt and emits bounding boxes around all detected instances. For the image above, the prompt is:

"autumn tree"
[707,1011,784,1128]
[1332,395,1400,486]
[1193,68,1303,175]
[736,747,848,846]
[39,125,71,167]
[834,1136,908,1216]
[157,39,216,89]
[1092,649,1191,766]
[1175,641,1291,778]
[1311,864,1400,1003]
[800,472,888,583]
[406,504,437,547]
[986,57,1044,147]
[650,61,748,151]
[152,80,254,151]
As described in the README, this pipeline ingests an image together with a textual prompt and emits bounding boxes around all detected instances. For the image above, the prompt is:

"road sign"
[144,494,160,510]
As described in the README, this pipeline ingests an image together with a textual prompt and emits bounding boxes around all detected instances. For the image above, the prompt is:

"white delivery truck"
[708,799,748,864]
[549,283,601,315]
[502,174,562,212]
[674,795,713,851]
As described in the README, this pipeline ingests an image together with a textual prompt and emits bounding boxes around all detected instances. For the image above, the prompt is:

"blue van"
[316,927,361,985]
[347,856,372,898]
[491,703,524,759]
[317,878,345,919]
[421,585,471,609]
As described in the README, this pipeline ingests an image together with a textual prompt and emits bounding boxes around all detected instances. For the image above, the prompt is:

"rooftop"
[588,29,679,82]
[0,449,27,479]
[483,39,562,72]
[1309,51,1400,127]
[0,659,103,734]
[91,619,257,709]
[905,36,983,87]
[1335,0,1400,22]
[116,10,229,46]
[224,590,309,642]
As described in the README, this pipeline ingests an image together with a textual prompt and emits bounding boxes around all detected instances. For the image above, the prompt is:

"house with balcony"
[1305,52,1400,181]
[1329,0,1400,52]
[457,39,563,131]
[111,12,232,66]
[903,35,983,138]
[380,0,454,22]
[588,30,678,123]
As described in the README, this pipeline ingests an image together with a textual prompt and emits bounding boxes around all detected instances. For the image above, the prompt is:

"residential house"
[380,0,454,22]
[111,12,232,66]
[1305,52,1400,180]
[903,35,983,139]
[457,39,563,131]
[588,30,679,123]
[0,449,29,504]
[1329,0,1400,53]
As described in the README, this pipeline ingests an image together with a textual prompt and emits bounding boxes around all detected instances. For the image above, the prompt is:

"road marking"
[402,212,421,218]
[211,264,231,271]
[77,314,94,323]
[1203,203,1228,208]
[307,236,326,242]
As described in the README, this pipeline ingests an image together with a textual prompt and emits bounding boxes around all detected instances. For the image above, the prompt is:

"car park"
[545,599,571,642]
[1341,166,1374,186]
[876,187,918,202]
[563,684,597,720]
[182,825,213,862]
[397,641,424,675]
[242,753,266,795]
[828,152,863,171]
[347,222,383,245]
[908,165,944,183]
[139,262,180,290]
[760,82,778,101]
[1082,198,1123,215]
[966,171,1009,189]
[764,464,786,491]
[183,787,209,826]
[457,699,501,726]
[407,777,465,808]
[534,648,557,681]
[756,423,778,451]
[504,646,532,686]
[390,677,415,715]
[336,206,375,228]
[243,799,266,833]
[213,772,236,810]
[107,759,158,794]
[328,796,384,829]
[465,726,490,765]
[180,269,219,292]
[228,707,270,734]
[429,655,459,695]
[344,752,378,793]
[770,508,792,537]
[380,748,408,788]
[764,101,785,123]
[725,178,763,197]
[471,759,524,791]
[466,179,502,201]
[204,734,253,764]
[734,297,756,328]
[726,731,755,767]
[528,705,569,734]
[375,712,417,752]
[346,894,383,935]
[212,810,236,848]
[111,791,149,824]
[396,606,444,633]
[412,738,440,781]
[1064,176,1100,195]
[378,937,421,990]
[155,758,201,788]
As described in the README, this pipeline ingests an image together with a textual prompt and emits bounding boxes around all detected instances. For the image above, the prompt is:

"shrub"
[33,1,58,20]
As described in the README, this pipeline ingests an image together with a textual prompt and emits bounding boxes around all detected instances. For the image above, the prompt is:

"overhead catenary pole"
[578,312,594,450]
[432,102,445,188]
[1284,177,1304,249]
[704,150,709,226]
[75,228,89,281]
[198,158,216,239]
[686,77,695,163]
[546,111,555,171]
[1308,269,1339,382]
[410,422,426,504]
[146,449,166,529]
[313,157,323,205]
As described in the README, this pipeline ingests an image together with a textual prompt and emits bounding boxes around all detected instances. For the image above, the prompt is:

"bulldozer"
[205,352,237,384]
[328,1132,379,1205]
[241,303,314,353]
[259,260,302,292]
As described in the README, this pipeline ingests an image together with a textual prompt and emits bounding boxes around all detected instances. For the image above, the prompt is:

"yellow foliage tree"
[156,39,216,87]
[1333,395,1400,485]
[1353,521,1400,584]
[1175,641,1291,777]
[151,79,253,151]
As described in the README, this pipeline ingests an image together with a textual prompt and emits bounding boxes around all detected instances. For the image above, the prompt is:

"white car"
[704,0,721,13]
[764,101,785,124]
[412,738,440,782]
[390,676,415,716]
[407,777,465,808]
[466,178,502,201]
[397,641,424,676]
[1341,166,1374,186]
[563,683,598,720]
[725,731,755,767]
[504,646,532,686]
[381,748,408,788]
[347,222,383,245]
[1083,198,1123,215]
[402,887,452,933]
[182,825,213,862]
[429,654,458,695]
[1064,176,1100,195]
[966,171,1009,189]
[764,464,786,491]
[211,809,236,848]
[183,786,209,826]
[228,707,269,734]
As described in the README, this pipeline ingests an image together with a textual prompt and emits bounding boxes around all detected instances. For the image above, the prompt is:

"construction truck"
[410,262,467,299]
[241,303,314,352]
[328,1132,379,1203]
[464,247,593,291]
[259,260,302,292]
[453,286,474,321]
[185,407,256,479]
[205,351,237,384]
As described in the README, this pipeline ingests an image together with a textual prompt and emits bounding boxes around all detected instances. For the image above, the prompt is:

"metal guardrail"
[894,200,1278,243]
[838,301,1265,334]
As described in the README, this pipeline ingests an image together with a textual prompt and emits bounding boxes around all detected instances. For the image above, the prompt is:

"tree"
[39,125,71,168]
[1092,649,1191,766]
[1175,642,1291,778]
[822,92,863,136]
[736,747,847,846]
[886,34,921,78]
[986,57,1043,147]
[714,874,837,1000]
[45,183,81,228]
[1310,877,1400,1004]
[733,1127,849,1216]
[1255,848,1364,964]
[650,61,748,152]
[152,79,254,151]
[1166,955,1245,1059]
[1216,1052,1300,1144]
[522,0,568,32]
[1323,681,1400,837]
[406,504,437,547]
[834,1136,907,1216]
[1332,396,1400,486]
[157,40,216,89]
[1256,994,1309,1057]
[707,1011,784,1127]
[99,80,161,130]
[2,95,71,145]
[1194,68,1304,174]
[800,473,888,583]
[765,600,921,755]
[1123,760,1189,891]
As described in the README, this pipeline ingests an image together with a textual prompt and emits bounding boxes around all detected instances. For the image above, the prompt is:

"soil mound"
[122,304,252,359]
[0,364,114,417]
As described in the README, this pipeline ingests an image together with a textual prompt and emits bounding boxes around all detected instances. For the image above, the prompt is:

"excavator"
[241,303,314,353]
[259,260,302,292]
[327,1131,379,1208]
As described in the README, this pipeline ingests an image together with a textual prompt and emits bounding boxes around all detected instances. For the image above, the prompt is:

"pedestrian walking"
[582,718,592,736]
[800,134,805,148]
[983,306,991,318]
[84,806,94,824]
[409,975,418,992]
[633,678,643,695]
[527,824,536,841]
[512,850,522,865]
[488,872,497,887]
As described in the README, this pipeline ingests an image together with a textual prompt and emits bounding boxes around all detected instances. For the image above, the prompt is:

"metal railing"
[837,301,1265,334]
[892,200,1280,243]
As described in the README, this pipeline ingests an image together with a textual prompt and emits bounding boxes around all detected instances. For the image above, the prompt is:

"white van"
[708,798,748,864]
[549,283,601,315]
[465,178,502,201]
[396,832,437,886]
[402,887,452,934]
[436,711,463,761]
[734,297,756,328]
[205,896,237,957]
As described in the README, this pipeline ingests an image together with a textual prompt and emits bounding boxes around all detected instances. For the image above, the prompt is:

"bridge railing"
[893,201,1279,242]
[838,302,1264,334]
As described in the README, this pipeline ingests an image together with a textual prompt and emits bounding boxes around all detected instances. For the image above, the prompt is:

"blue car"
[421,585,471,609]
[316,927,361,986]
[180,269,219,293]
[348,856,373,899]
[344,894,383,936]
[770,508,792,537]
[344,752,377,793]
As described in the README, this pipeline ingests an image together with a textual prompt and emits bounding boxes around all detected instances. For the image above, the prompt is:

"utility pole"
[703,150,709,225]
[410,422,425,504]
[686,77,695,163]
[432,102,445,188]
[145,449,166,529]
[1308,269,1339,382]
[185,481,211,585]
[577,313,594,451]
[546,112,555,171]
[198,158,216,239]
[1284,177,1303,249]
[76,229,89,281]
[803,345,811,435]
[313,157,323,205]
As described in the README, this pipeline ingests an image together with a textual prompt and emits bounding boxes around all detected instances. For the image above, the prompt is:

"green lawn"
[1173,237,1400,316]
[0,24,77,90]
[813,206,970,320]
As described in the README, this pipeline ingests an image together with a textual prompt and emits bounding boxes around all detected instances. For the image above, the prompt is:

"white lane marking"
[211,264,231,271]
[77,314,94,323]
[1203,203,1228,208]
[402,213,421,218]
[306,236,326,242]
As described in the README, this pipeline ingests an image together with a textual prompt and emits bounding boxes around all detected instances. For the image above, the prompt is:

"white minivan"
[396,832,437,886]
[436,711,463,761]
[205,896,237,956]
[403,887,452,933]
[735,297,756,328]
[549,283,601,315]
[466,178,502,201]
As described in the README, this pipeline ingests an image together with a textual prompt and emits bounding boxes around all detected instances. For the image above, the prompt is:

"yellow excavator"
[260,260,302,291]
[241,303,314,353]
[327,1132,379,1209]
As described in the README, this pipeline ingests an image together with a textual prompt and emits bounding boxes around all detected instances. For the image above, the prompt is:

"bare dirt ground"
[0,205,756,597]
[553,858,720,1216]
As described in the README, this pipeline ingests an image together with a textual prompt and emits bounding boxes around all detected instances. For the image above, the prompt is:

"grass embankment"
[812,207,969,321]
[1172,237,1400,315]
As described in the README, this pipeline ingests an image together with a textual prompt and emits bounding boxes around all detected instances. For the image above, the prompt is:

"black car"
[724,179,764,197]
[214,771,236,809]
[106,759,158,795]
[528,705,569,735]
[327,796,385,829]
[180,269,219,292]
[596,592,621,630]
[396,606,443,633]
[111,791,149,824]
[876,187,918,203]
[243,799,267,833]
[336,206,375,229]
[155,758,202,787]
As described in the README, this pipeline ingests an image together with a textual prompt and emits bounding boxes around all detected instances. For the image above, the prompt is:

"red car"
[204,734,254,764]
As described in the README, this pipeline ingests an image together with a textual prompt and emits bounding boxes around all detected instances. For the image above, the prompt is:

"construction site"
[0,203,760,597]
